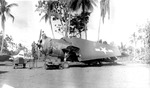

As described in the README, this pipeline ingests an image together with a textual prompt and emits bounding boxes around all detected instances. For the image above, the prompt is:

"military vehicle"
[11,50,26,69]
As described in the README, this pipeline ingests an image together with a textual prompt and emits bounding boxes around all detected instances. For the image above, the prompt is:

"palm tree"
[36,0,96,39]
[57,0,71,38]
[69,0,96,12]
[0,0,18,53]
[131,32,141,60]
[37,0,59,39]
[69,0,96,39]
[36,0,73,38]
[98,0,110,41]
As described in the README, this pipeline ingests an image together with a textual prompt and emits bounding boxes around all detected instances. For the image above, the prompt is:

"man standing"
[29,41,38,69]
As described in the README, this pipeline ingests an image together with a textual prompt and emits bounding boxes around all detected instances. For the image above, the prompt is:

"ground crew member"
[29,41,38,69]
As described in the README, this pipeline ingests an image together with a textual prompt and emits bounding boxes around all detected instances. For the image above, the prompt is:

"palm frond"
[47,0,54,11]
[59,0,71,3]
[51,12,62,19]
[69,0,81,11]
[7,3,18,8]
[39,29,42,41]
[90,0,97,6]
[1,0,7,6]
[69,0,96,12]
[76,0,82,10]
[106,0,110,19]
[84,0,93,11]
[7,13,15,22]
[40,13,49,22]
[100,0,110,23]
[5,7,15,22]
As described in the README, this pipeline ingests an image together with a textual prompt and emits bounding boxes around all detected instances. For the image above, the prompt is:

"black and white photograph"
[0,0,150,88]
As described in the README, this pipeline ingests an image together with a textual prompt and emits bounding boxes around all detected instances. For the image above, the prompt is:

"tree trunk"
[85,26,87,39]
[0,27,5,53]
[82,1,87,40]
[65,21,68,37]
[1,34,4,53]
[98,2,102,41]
[65,13,71,38]
[79,32,82,38]
[49,16,55,39]
[133,38,137,61]
[98,20,101,41]
[60,19,65,37]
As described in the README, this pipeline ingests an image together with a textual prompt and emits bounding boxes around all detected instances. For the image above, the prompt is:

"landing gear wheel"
[44,63,48,70]
[63,62,69,68]
[59,65,63,69]
[23,64,26,68]
[97,61,102,66]
[59,62,69,69]
[111,61,117,64]
[13,65,16,69]
[13,64,18,69]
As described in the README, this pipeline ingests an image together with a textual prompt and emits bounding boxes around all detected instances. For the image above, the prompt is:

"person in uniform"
[29,41,38,69]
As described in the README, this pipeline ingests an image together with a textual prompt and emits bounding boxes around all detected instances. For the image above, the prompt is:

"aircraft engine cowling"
[38,38,71,58]
[38,38,53,56]
[62,46,81,62]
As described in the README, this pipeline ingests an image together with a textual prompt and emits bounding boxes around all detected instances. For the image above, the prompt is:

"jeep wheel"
[61,62,69,69]
[44,63,48,70]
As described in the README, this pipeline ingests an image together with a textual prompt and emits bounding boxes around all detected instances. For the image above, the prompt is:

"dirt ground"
[0,61,150,88]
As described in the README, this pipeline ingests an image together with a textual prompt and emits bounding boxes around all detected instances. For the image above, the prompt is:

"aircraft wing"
[69,37,121,61]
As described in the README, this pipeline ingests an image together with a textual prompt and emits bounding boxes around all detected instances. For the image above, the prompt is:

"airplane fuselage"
[40,37,121,61]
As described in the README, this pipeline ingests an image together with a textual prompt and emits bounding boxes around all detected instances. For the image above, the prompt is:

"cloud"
[14,17,29,29]
[10,0,35,29]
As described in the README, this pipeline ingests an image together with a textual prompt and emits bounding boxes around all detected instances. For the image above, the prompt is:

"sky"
[1,0,150,49]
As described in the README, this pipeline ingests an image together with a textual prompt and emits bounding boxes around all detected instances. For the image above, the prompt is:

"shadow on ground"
[0,64,12,66]
[45,62,124,70]
[0,71,8,74]
[70,62,123,68]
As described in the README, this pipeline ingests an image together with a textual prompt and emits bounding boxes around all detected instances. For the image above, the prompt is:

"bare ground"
[0,61,150,88]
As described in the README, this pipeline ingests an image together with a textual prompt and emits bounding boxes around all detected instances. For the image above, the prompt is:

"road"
[0,61,150,88]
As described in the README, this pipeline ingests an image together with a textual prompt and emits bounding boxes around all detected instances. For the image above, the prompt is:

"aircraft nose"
[43,38,52,51]
[37,40,43,51]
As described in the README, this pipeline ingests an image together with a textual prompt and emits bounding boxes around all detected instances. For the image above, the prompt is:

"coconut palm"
[0,0,18,53]
[98,0,110,41]
[37,0,59,39]
[36,0,72,38]
[55,0,71,37]
[69,0,96,39]
[36,0,96,39]
[69,0,96,13]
